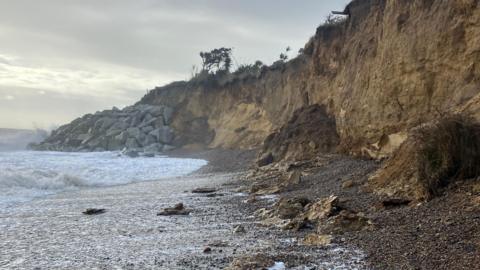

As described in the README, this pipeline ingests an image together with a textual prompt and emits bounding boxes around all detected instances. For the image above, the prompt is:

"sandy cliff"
[140,0,480,161]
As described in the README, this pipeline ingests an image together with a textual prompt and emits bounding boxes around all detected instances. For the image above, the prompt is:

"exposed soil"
[259,104,339,163]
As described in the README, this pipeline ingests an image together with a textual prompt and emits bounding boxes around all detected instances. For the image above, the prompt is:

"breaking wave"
[0,151,207,206]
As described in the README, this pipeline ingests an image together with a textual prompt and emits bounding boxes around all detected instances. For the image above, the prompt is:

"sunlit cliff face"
[0,0,349,129]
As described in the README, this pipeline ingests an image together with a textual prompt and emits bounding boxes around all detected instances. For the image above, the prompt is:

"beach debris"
[304,195,340,222]
[318,210,372,234]
[233,225,246,234]
[203,247,212,253]
[302,234,333,246]
[82,208,106,215]
[274,197,310,219]
[192,187,217,194]
[157,203,191,216]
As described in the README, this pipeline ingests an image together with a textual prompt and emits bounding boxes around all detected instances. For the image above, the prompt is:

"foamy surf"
[0,151,207,206]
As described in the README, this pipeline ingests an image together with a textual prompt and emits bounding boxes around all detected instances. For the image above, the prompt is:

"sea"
[0,150,207,207]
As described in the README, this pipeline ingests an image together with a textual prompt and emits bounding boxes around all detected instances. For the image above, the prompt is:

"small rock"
[83,208,106,215]
[318,210,372,234]
[302,234,333,246]
[206,193,224,198]
[203,247,212,253]
[192,187,217,194]
[173,203,184,210]
[233,225,246,234]
[157,203,190,216]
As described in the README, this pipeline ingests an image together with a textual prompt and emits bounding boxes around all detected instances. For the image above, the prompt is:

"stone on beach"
[302,233,333,246]
[157,203,191,216]
[192,187,217,194]
[233,225,246,234]
[82,208,106,215]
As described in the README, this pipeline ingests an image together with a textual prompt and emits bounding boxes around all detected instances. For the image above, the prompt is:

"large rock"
[107,136,124,151]
[141,126,154,134]
[163,107,174,125]
[143,134,157,146]
[162,144,176,152]
[149,127,174,144]
[125,138,139,149]
[122,149,139,158]
[126,127,144,141]
[149,106,163,117]
[114,131,128,144]
[144,143,163,153]
[129,114,142,127]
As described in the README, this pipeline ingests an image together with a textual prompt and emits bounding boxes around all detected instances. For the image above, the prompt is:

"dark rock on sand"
[82,208,106,215]
[157,203,191,216]
[192,187,217,194]
[233,225,246,234]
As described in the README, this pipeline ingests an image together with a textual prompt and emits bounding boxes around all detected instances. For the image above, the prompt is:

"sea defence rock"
[29,104,177,153]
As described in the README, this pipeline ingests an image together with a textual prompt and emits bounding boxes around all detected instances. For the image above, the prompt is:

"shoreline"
[2,149,478,269]
[0,149,369,269]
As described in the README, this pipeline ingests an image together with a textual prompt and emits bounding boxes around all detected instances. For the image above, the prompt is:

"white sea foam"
[0,151,207,206]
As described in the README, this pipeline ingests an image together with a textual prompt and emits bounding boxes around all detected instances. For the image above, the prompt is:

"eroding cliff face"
[140,0,480,161]
[259,105,339,163]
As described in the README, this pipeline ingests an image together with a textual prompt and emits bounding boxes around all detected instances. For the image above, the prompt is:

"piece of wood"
[332,11,349,15]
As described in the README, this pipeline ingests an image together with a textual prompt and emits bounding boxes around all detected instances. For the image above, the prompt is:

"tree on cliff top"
[200,47,233,74]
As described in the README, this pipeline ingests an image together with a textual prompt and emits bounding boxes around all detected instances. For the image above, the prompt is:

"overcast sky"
[0,0,349,130]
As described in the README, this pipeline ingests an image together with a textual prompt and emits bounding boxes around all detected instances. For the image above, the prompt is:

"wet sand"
[0,151,368,269]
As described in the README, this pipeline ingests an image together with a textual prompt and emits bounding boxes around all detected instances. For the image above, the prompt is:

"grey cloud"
[0,0,350,129]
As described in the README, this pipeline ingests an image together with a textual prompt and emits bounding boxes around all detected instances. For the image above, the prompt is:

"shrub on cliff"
[417,115,480,196]
[370,114,480,200]
[199,47,232,74]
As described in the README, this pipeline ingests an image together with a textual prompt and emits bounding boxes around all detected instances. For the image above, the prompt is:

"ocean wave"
[0,169,89,190]
[0,151,207,206]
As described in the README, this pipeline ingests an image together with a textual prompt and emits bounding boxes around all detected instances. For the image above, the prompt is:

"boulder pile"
[29,105,176,154]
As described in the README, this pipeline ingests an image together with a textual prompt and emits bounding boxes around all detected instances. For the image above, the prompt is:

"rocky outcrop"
[30,105,176,153]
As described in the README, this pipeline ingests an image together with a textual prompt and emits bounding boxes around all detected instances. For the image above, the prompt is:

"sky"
[0,0,350,130]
